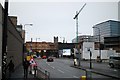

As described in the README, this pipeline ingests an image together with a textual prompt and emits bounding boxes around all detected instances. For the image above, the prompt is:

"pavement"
[7,64,39,80]
[71,60,120,79]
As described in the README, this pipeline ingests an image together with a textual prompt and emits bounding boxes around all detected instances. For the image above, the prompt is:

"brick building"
[25,41,58,57]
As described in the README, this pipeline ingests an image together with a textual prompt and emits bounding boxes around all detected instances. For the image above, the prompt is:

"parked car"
[109,56,120,68]
[42,56,47,59]
[47,57,54,62]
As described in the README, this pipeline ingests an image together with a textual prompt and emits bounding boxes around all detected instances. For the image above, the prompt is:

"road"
[35,58,111,79]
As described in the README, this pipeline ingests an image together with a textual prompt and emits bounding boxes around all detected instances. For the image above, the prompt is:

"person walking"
[23,58,30,78]
[7,60,14,77]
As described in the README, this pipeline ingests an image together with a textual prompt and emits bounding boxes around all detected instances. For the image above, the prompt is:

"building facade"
[93,20,120,52]
[25,41,58,57]
[93,20,120,43]
[72,35,95,43]
[104,36,120,52]
[0,4,23,78]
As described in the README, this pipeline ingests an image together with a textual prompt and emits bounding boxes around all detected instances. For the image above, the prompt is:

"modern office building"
[104,36,120,52]
[93,20,120,43]
[93,20,120,52]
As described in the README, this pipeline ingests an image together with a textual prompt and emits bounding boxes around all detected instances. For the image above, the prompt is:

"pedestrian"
[7,60,14,77]
[23,58,30,78]
[29,58,37,75]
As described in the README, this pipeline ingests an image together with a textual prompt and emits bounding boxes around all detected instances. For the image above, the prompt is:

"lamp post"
[93,27,102,62]
[23,24,33,42]
[36,38,40,52]
[23,24,33,62]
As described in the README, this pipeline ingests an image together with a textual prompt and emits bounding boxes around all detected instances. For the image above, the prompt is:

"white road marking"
[47,64,50,65]
[57,69,64,73]
[73,76,79,78]
[51,66,55,69]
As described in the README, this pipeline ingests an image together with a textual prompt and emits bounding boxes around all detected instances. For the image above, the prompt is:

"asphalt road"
[35,58,112,79]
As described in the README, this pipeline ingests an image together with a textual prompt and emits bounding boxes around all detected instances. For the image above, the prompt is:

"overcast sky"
[0,0,119,42]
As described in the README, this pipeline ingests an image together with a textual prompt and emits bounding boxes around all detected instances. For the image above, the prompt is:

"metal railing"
[35,66,50,80]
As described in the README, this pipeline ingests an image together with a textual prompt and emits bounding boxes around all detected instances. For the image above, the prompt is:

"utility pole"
[2,0,8,79]
[73,3,86,66]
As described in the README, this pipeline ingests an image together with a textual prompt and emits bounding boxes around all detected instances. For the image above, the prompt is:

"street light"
[23,24,33,62]
[23,24,33,42]
[93,27,102,62]
[36,38,40,52]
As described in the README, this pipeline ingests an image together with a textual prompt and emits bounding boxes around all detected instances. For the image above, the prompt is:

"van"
[109,56,120,68]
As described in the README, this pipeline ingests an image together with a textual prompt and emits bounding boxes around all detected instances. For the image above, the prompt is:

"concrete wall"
[0,3,23,79]
[0,4,3,80]
[7,17,23,68]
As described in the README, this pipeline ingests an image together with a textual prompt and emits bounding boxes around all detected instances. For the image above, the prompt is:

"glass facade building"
[93,20,120,43]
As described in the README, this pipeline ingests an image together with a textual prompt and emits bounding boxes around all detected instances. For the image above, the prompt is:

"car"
[47,57,54,62]
[42,56,47,59]
[109,56,120,68]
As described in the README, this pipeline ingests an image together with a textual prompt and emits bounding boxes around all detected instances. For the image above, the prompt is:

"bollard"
[81,76,86,80]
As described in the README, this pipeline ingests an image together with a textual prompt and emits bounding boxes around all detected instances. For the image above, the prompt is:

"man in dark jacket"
[7,60,14,77]
[23,58,30,78]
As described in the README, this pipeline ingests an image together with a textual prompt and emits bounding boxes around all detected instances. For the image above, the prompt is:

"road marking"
[73,76,79,78]
[47,64,50,65]
[51,66,55,69]
[57,69,64,73]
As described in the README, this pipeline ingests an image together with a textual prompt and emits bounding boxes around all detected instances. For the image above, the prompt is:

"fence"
[35,66,50,80]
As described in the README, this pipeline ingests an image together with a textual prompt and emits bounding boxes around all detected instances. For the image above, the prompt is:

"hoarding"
[63,49,71,56]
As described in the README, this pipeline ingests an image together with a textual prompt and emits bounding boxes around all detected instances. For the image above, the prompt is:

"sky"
[0,0,119,43]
